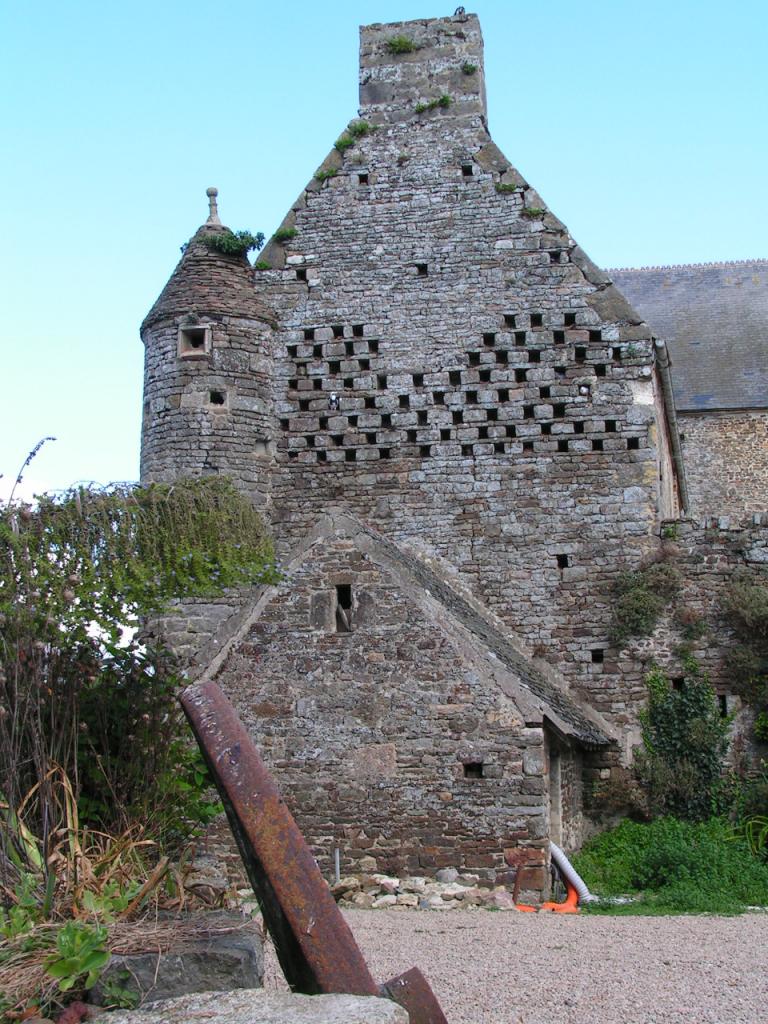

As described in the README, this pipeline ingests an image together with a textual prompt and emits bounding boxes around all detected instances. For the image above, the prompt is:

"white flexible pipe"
[550,841,595,903]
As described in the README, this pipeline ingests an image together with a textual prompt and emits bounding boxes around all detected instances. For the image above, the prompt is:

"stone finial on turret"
[206,187,222,226]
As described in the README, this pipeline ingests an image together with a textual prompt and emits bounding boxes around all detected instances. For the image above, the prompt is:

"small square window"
[353,324,365,337]
[416,263,428,277]
[304,328,315,341]
[358,172,369,185]
[462,164,473,177]
[556,554,570,569]
[208,389,226,407]
[530,313,543,328]
[463,762,484,779]
[564,312,577,326]
[296,268,307,282]
[178,325,211,359]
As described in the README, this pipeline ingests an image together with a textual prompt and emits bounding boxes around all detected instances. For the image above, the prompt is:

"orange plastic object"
[540,879,580,914]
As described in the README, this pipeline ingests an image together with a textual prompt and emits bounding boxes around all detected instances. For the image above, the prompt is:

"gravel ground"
[263,909,768,1024]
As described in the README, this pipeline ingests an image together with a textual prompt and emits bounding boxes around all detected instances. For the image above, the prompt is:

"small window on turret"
[178,325,211,359]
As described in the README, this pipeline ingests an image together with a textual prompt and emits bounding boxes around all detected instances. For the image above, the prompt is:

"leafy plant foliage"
[610,562,682,644]
[201,230,265,257]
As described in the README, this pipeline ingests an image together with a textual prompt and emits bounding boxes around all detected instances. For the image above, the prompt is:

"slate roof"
[608,261,768,412]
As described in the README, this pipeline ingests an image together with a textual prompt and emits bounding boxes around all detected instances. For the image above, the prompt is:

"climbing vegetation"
[610,562,682,645]
[722,573,768,742]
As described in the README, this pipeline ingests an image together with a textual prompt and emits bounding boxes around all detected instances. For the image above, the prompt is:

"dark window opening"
[364,395,376,409]
[671,677,685,692]
[627,437,640,450]
[453,410,463,424]
[478,425,489,439]
[329,360,341,373]
[468,351,481,366]
[399,394,410,408]
[479,369,491,383]
[541,422,552,435]
[313,379,323,391]
[305,435,315,447]
[303,328,315,341]
[332,325,344,338]
[296,268,307,282]
[605,419,617,432]
[413,373,424,387]
[462,163,473,177]
[498,388,509,402]
[556,554,570,569]
[575,346,587,363]
[288,378,299,390]
[416,263,428,277]
[506,425,516,438]
[180,327,207,351]
[288,450,298,460]
[550,250,561,264]
[343,377,354,389]
[332,434,344,446]
[494,441,505,453]
[358,172,369,185]
[592,439,604,451]
[523,440,534,451]
[496,350,508,365]
[573,421,584,434]
[209,390,226,406]
[366,432,376,444]
[345,449,356,462]
[280,418,289,430]
[483,332,496,346]
[381,413,392,427]
[319,417,328,429]
[345,340,355,355]
[515,331,527,347]
[529,349,541,363]
[530,313,543,328]
[317,450,327,462]
[369,339,379,353]
[564,312,576,326]
[595,364,607,377]
[462,444,474,456]
[589,330,602,343]
[540,386,551,399]
[419,444,431,457]
[335,584,353,632]
[557,439,569,452]
[449,370,462,386]
[353,324,364,337]
[299,399,310,411]
[348,415,358,427]
[523,404,534,419]
[466,391,478,404]
[591,649,604,664]
[418,409,428,425]
[441,428,452,441]
[555,365,567,377]
[359,358,370,370]
[504,314,517,328]
[377,374,387,390]
[287,344,298,358]
[553,403,566,418]
[313,344,323,358]
[407,429,417,442]
[379,447,391,460]
[515,368,527,383]
[434,391,446,405]
[718,694,728,717]
[553,330,565,345]
[612,346,622,360]
[487,408,498,421]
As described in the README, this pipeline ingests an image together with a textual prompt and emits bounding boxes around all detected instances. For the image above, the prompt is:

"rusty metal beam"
[180,681,448,1023]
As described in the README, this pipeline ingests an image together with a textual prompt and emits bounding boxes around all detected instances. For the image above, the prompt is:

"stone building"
[141,13,767,897]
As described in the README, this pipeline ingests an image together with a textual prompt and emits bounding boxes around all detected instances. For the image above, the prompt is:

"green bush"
[201,230,265,257]
[610,563,682,644]
[574,817,768,914]
[386,35,416,55]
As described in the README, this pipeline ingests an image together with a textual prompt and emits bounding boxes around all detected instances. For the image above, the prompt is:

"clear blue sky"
[2,0,766,498]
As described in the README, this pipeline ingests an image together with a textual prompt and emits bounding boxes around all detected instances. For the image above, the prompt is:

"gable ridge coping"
[607,258,768,273]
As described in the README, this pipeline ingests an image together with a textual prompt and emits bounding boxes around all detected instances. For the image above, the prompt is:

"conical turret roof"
[141,190,273,333]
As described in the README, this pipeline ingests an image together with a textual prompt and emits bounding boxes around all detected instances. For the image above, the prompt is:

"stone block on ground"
[89,989,409,1024]
[89,912,262,1007]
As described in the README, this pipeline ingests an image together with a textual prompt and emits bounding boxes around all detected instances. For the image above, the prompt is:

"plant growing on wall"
[610,562,682,644]
[461,62,478,75]
[722,573,768,741]
[201,229,265,257]
[272,227,297,243]
[634,663,731,821]
[415,95,452,114]
[385,35,417,55]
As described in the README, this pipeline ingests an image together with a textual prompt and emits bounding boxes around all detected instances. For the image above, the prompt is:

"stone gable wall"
[212,536,553,891]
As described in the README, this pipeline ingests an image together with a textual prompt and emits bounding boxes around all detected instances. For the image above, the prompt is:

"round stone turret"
[140,191,276,512]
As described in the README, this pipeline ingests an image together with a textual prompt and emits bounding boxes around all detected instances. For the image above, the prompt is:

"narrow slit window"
[378,374,387,390]
[296,268,307,281]
[335,584,353,632]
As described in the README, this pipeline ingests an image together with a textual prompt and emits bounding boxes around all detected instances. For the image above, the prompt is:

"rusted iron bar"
[180,681,448,1023]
